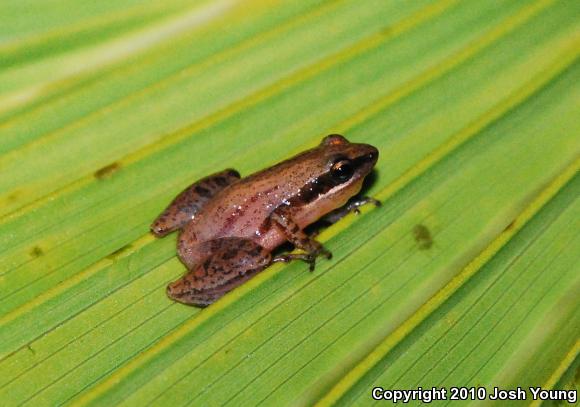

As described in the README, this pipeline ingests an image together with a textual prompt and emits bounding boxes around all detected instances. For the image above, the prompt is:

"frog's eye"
[331,159,354,182]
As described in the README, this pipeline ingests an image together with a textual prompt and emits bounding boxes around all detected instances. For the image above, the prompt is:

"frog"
[151,134,379,307]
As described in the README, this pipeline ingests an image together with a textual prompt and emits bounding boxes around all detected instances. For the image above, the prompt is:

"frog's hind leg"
[151,169,240,236]
[167,237,271,307]
[170,269,260,308]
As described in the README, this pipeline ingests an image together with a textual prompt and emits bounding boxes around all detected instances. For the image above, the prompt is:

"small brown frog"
[151,135,379,307]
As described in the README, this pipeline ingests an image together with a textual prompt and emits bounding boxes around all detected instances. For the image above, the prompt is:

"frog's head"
[288,134,378,212]
[319,134,378,182]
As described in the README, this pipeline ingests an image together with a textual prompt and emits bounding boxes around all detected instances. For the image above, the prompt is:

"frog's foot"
[269,206,333,271]
[347,196,381,213]
[168,237,270,307]
[272,242,332,271]
[273,246,332,272]
[151,169,240,237]
[322,195,381,224]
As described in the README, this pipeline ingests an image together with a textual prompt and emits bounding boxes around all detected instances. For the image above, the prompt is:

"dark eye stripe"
[288,173,339,206]
[284,153,372,207]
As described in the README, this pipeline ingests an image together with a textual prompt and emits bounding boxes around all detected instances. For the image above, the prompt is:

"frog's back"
[183,136,376,247]
[187,152,318,244]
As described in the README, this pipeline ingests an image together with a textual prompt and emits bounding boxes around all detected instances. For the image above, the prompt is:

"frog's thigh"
[151,169,240,236]
[167,237,271,306]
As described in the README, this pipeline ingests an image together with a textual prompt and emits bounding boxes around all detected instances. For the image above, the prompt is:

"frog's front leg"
[269,206,332,271]
[167,237,271,307]
[151,169,240,236]
[321,195,381,224]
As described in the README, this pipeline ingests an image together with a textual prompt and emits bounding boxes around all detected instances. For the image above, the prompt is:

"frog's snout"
[366,147,379,164]
[355,144,379,168]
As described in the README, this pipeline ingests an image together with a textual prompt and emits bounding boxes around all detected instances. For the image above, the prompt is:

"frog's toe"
[272,249,331,272]
[166,284,211,307]
[166,278,192,302]
[151,219,171,237]
[320,247,333,259]
[307,255,317,272]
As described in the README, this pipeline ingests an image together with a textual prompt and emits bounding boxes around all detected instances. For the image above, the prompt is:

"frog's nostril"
[367,151,378,161]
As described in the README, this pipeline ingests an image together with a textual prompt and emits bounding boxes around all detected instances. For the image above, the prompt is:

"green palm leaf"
[0,0,578,405]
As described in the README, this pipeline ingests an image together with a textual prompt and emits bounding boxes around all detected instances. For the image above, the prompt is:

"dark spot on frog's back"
[94,162,121,179]
[214,177,228,187]
[30,246,43,258]
[413,224,433,250]
[227,169,240,178]
[248,246,264,257]
[222,249,237,260]
[195,186,211,197]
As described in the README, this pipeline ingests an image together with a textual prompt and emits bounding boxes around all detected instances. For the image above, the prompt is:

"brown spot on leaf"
[30,246,44,258]
[504,219,516,232]
[94,162,121,179]
[381,26,393,36]
[7,192,19,202]
[106,244,132,260]
[413,224,433,250]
